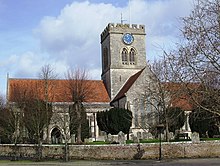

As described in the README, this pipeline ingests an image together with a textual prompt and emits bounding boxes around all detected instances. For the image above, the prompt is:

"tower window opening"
[129,48,136,65]
[122,48,128,65]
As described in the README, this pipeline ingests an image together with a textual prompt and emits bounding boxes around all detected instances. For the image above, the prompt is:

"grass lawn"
[200,137,220,141]
[86,141,110,145]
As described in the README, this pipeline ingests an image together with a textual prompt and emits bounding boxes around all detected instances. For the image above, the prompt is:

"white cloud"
[0,0,195,96]
[2,0,194,80]
[129,0,193,60]
[1,52,46,78]
[34,1,122,70]
[34,0,193,69]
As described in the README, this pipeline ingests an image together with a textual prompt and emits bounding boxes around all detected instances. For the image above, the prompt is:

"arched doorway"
[51,127,62,144]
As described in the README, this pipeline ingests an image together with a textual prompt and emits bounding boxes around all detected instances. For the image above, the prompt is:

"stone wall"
[0,141,220,160]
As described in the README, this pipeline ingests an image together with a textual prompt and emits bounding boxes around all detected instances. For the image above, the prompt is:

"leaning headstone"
[118,131,126,144]
[192,132,200,143]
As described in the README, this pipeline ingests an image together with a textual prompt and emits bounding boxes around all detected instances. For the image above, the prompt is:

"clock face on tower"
[122,33,134,45]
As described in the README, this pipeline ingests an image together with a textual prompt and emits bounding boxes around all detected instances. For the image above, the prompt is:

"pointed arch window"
[122,48,128,64]
[129,48,136,64]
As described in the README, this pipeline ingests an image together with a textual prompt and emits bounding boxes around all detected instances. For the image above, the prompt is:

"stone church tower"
[101,23,147,99]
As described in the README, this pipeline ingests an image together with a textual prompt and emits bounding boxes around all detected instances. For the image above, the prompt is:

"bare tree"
[142,59,187,141]
[165,0,220,116]
[0,94,4,108]
[0,94,18,144]
[66,68,92,144]
[9,80,53,161]
[23,98,52,160]
[38,64,57,143]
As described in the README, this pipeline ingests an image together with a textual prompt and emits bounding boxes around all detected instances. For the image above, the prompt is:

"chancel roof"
[112,68,145,102]
[162,82,201,111]
[8,79,110,103]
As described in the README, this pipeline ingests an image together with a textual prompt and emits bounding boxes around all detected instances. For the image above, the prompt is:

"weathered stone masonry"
[0,141,220,160]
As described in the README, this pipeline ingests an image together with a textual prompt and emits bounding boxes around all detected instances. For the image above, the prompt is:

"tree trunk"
[37,138,42,161]
[127,133,129,140]
[36,128,42,161]
[64,141,69,162]
[77,123,82,143]
[165,116,169,142]
[12,116,19,161]
[11,143,18,161]
[76,103,82,143]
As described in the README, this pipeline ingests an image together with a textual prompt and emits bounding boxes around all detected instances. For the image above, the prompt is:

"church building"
[7,23,191,143]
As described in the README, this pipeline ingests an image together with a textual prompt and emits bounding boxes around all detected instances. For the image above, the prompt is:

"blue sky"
[0,0,194,97]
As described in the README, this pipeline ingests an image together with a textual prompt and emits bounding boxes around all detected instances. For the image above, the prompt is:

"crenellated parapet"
[101,23,145,42]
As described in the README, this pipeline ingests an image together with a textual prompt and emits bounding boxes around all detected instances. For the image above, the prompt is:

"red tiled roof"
[8,79,110,103]
[162,82,201,111]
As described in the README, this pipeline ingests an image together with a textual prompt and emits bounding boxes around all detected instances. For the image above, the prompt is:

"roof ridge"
[111,67,145,102]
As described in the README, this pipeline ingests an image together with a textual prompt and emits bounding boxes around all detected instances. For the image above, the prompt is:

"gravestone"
[130,133,134,140]
[149,133,154,139]
[71,134,76,143]
[107,133,112,142]
[175,130,180,139]
[142,132,148,139]
[131,133,138,143]
[169,132,174,140]
[137,132,142,140]
[118,131,126,144]
[112,135,118,143]
[143,132,153,140]
[133,136,140,143]
[164,130,168,140]
[160,133,165,140]
[84,138,90,143]
[192,132,200,143]
[105,133,112,142]
[104,133,108,142]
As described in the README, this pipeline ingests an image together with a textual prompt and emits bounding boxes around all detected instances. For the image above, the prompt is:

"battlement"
[101,23,145,42]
